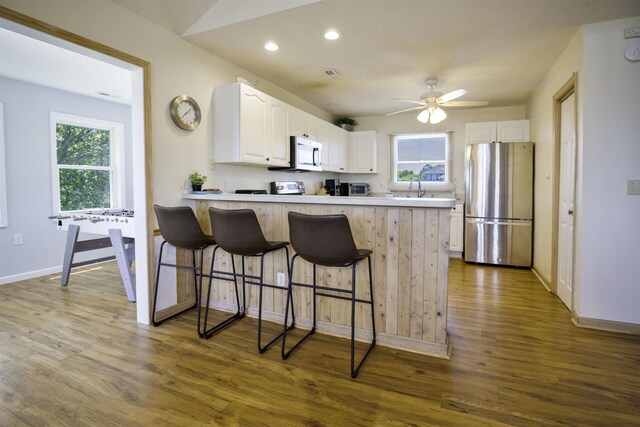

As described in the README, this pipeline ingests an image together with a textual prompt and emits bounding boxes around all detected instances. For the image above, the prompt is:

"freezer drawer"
[464,218,532,267]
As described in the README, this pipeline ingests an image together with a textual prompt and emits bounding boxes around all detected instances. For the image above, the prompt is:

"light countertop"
[184,193,456,208]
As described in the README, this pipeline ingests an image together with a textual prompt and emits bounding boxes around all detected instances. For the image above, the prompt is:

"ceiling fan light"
[417,109,431,123]
[429,107,447,124]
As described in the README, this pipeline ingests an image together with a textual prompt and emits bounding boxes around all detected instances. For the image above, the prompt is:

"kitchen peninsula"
[182,193,455,358]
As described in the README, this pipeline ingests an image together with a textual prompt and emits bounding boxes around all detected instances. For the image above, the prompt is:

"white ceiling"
[0,26,132,105]
[108,0,639,118]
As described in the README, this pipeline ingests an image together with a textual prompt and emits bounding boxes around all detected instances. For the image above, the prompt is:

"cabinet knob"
[370,169,373,171]
[568,209,574,215]
[266,157,270,161]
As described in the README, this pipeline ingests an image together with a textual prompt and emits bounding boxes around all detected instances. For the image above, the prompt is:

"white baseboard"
[0,265,62,285]
[531,267,552,293]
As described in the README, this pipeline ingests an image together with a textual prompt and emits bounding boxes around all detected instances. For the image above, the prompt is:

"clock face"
[170,95,201,131]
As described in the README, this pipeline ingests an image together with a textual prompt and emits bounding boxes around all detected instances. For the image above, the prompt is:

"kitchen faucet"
[408,177,425,198]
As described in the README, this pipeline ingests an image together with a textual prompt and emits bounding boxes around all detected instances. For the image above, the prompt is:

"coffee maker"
[324,179,342,196]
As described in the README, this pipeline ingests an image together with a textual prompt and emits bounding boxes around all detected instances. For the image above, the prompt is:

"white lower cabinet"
[450,203,464,254]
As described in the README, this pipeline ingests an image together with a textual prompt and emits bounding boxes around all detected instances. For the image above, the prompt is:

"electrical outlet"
[624,25,640,39]
[208,159,216,171]
[277,272,286,287]
[13,234,23,245]
[223,180,229,189]
[627,180,640,195]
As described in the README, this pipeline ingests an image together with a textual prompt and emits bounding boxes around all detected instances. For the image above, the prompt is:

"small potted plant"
[188,171,207,192]
[334,117,358,131]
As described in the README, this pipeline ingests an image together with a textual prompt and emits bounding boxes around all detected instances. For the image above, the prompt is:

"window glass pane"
[397,162,445,182]
[59,169,110,211]
[397,136,445,161]
[56,124,110,166]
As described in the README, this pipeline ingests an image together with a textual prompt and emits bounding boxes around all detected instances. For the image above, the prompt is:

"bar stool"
[152,205,215,330]
[201,207,295,353]
[282,212,376,378]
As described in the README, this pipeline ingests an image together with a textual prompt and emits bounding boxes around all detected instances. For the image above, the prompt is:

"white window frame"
[50,112,125,214]
[389,132,454,192]
[0,103,7,228]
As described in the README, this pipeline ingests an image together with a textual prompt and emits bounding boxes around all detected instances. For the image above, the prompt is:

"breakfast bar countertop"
[183,193,456,208]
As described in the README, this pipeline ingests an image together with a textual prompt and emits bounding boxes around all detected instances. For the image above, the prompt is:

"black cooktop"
[235,190,268,194]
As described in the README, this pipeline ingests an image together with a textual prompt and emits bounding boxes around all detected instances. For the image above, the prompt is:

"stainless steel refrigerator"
[464,142,533,267]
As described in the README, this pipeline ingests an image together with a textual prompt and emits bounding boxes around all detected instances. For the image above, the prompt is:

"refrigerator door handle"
[466,218,531,226]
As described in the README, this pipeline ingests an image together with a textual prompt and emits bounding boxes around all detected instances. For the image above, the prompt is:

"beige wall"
[526,29,583,283]
[577,16,640,323]
[0,0,333,208]
[527,15,640,324]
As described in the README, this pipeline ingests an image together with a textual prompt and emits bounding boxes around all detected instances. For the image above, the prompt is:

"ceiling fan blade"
[438,89,468,103]
[440,100,489,107]
[389,98,426,105]
[385,105,426,116]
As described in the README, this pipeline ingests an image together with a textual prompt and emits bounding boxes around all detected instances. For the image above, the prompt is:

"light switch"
[627,180,640,195]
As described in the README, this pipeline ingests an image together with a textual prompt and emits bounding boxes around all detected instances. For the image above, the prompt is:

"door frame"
[551,73,577,309]
[0,5,154,324]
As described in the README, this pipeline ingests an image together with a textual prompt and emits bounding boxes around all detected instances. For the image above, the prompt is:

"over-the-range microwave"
[269,136,322,172]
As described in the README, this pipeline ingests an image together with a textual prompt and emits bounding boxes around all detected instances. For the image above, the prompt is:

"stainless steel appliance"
[270,181,306,195]
[464,142,533,267]
[324,179,342,196]
[269,136,322,172]
[346,183,370,196]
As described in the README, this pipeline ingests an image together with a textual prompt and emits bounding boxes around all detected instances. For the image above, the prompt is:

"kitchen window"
[391,132,453,190]
[50,112,125,213]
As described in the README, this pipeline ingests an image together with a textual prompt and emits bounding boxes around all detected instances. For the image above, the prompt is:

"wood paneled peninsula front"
[182,193,455,358]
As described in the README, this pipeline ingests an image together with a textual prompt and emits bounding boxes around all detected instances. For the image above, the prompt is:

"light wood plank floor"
[1,260,639,426]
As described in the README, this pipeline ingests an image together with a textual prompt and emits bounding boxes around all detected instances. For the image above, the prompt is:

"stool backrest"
[288,212,359,266]
[153,205,209,249]
[208,208,268,255]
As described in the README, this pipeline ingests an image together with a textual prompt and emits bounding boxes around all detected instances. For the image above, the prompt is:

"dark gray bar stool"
[152,205,215,332]
[202,207,295,353]
[282,211,376,378]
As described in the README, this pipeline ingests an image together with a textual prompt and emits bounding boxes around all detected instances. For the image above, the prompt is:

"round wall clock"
[169,95,201,131]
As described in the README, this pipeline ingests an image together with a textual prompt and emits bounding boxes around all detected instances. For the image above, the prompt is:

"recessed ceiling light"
[324,29,340,40]
[264,41,279,51]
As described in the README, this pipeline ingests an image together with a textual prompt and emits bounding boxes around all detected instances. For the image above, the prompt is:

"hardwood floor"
[1,260,639,426]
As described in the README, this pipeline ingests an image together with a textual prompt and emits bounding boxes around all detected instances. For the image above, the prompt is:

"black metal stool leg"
[350,262,357,378]
[151,241,166,326]
[282,254,316,360]
[201,247,244,339]
[350,256,377,378]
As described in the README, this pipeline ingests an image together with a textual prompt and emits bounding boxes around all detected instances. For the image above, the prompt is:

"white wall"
[577,16,640,323]
[527,16,640,325]
[0,77,132,282]
[526,29,583,283]
[353,106,526,198]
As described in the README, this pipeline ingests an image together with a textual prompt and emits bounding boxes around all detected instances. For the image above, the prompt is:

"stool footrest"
[282,327,316,360]
[201,311,245,338]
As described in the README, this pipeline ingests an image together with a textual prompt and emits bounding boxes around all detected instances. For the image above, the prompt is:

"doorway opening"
[0,7,152,324]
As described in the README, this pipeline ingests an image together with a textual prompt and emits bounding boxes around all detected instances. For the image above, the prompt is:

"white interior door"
[556,93,576,309]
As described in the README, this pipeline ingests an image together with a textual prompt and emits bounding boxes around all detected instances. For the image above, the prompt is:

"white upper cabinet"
[465,120,530,144]
[319,121,349,172]
[289,107,318,141]
[350,130,377,174]
[213,83,289,166]
[267,98,290,166]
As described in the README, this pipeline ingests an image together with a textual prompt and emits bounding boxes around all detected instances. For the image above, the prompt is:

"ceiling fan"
[387,77,488,124]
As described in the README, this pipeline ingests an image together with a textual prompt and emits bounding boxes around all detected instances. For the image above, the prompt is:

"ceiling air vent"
[322,68,342,80]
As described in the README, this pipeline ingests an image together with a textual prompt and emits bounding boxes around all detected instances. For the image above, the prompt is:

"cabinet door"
[350,130,377,173]
[289,107,305,137]
[449,204,464,252]
[465,122,497,144]
[497,120,530,142]
[240,85,268,164]
[303,113,318,141]
[317,121,332,169]
[268,98,290,166]
[331,126,348,172]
